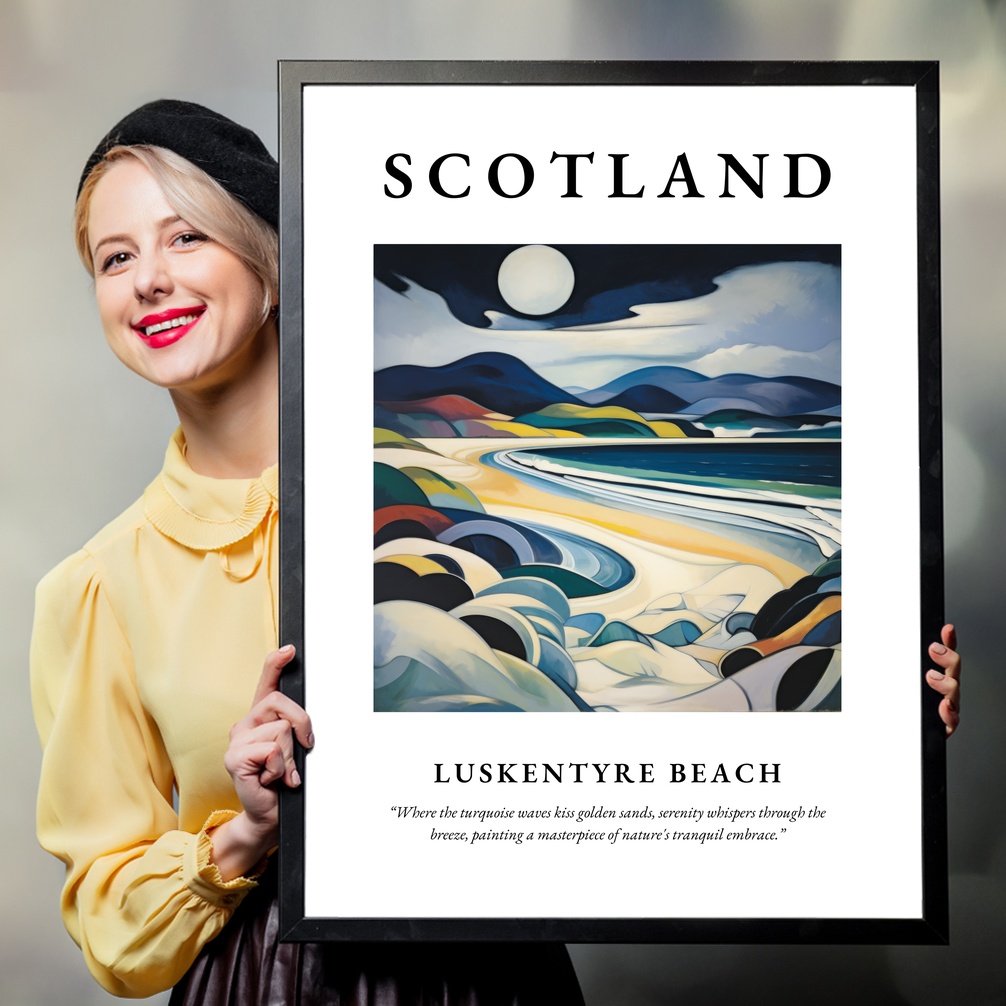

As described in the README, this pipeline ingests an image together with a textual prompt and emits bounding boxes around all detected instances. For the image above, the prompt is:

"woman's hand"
[926,624,961,738]
[209,645,314,881]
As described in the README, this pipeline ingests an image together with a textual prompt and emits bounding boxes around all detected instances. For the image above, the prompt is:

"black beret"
[78,99,278,228]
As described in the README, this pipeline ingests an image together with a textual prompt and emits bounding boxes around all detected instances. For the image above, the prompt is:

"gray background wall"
[1,2,1002,1003]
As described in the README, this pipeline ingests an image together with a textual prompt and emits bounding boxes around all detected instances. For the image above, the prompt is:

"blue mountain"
[582,366,840,417]
[602,385,689,414]
[374,352,584,417]
[579,366,708,403]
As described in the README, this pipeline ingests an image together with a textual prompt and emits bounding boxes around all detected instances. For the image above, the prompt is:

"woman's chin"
[111,322,273,396]
[122,354,218,393]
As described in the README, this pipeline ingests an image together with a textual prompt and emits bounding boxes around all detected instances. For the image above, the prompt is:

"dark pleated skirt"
[169,869,584,1006]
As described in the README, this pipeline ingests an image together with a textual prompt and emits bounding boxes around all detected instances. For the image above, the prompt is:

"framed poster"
[277,61,946,943]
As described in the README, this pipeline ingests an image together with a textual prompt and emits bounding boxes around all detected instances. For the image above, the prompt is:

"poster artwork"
[373,243,842,714]
[287,61,940,943]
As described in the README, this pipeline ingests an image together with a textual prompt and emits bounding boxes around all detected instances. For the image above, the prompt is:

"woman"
[31,100,586,1003]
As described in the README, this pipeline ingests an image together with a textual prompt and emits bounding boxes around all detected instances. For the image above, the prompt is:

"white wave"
[497,450,841,556]
[505,451,841,509]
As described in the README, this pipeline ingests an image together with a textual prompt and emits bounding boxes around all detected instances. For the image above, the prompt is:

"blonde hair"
[75,145,278,322]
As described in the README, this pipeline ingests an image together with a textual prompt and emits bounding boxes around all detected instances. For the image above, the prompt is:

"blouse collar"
[143,428,278,551]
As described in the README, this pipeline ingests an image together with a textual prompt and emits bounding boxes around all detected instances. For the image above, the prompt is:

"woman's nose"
[133,249,173,302]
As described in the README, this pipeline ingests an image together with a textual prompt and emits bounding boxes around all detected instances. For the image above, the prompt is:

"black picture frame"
[277,60,945,944]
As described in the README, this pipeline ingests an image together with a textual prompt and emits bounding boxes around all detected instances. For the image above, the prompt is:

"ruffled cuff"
[182,810,269,909]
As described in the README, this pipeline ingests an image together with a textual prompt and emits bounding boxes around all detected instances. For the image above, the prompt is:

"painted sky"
[375,245,841,390]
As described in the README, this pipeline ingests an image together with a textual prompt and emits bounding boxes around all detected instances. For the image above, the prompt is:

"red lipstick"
[133,306,205,349]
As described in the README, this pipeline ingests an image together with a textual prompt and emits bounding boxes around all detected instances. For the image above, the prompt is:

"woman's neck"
[169,320,280,479]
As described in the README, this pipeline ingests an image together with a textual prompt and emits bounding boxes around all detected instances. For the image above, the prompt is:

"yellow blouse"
[31,429,279,998]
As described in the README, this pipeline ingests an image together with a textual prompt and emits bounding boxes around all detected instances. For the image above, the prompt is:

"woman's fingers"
[232,689,314,750]
[252,644,296,707]
[223,644,312,815]
[930,627,960,671]
[926,669,960,736]
[926,683,960,736]
[928,629,961,683]
[927,623,960,737]
[258,742,289,788]
[256,691,313,749]
[224,738,287,788]
[941,623,958,653]
[926,668,959,703]
[218,647,309,848]
[230,719,302,788]
[942,700,961,736]
[241,644,314,749]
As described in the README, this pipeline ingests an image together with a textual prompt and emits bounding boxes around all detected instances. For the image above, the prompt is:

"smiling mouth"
[135,307,206,338]
[142,313,199,337]
[131,307,207,349]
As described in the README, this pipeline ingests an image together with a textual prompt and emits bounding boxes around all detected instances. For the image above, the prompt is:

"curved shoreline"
[495,448,841,558]
[414,437,812,588]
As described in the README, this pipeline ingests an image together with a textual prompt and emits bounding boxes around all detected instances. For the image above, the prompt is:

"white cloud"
[688,339,842,382]
[563,261,840,354]
[374,259,841,387]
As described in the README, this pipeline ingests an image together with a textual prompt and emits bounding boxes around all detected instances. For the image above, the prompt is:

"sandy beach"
[376,435,841,713]
[413,437,810,590]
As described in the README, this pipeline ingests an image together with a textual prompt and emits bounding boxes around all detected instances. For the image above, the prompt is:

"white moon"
[497,245,574,315]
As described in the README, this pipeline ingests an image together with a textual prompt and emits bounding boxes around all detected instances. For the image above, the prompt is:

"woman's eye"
[173,231,208,248]
[101,251,131,273]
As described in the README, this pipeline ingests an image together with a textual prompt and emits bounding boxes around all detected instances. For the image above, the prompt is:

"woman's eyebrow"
[92,232,133,256]
[92,216,185,257]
